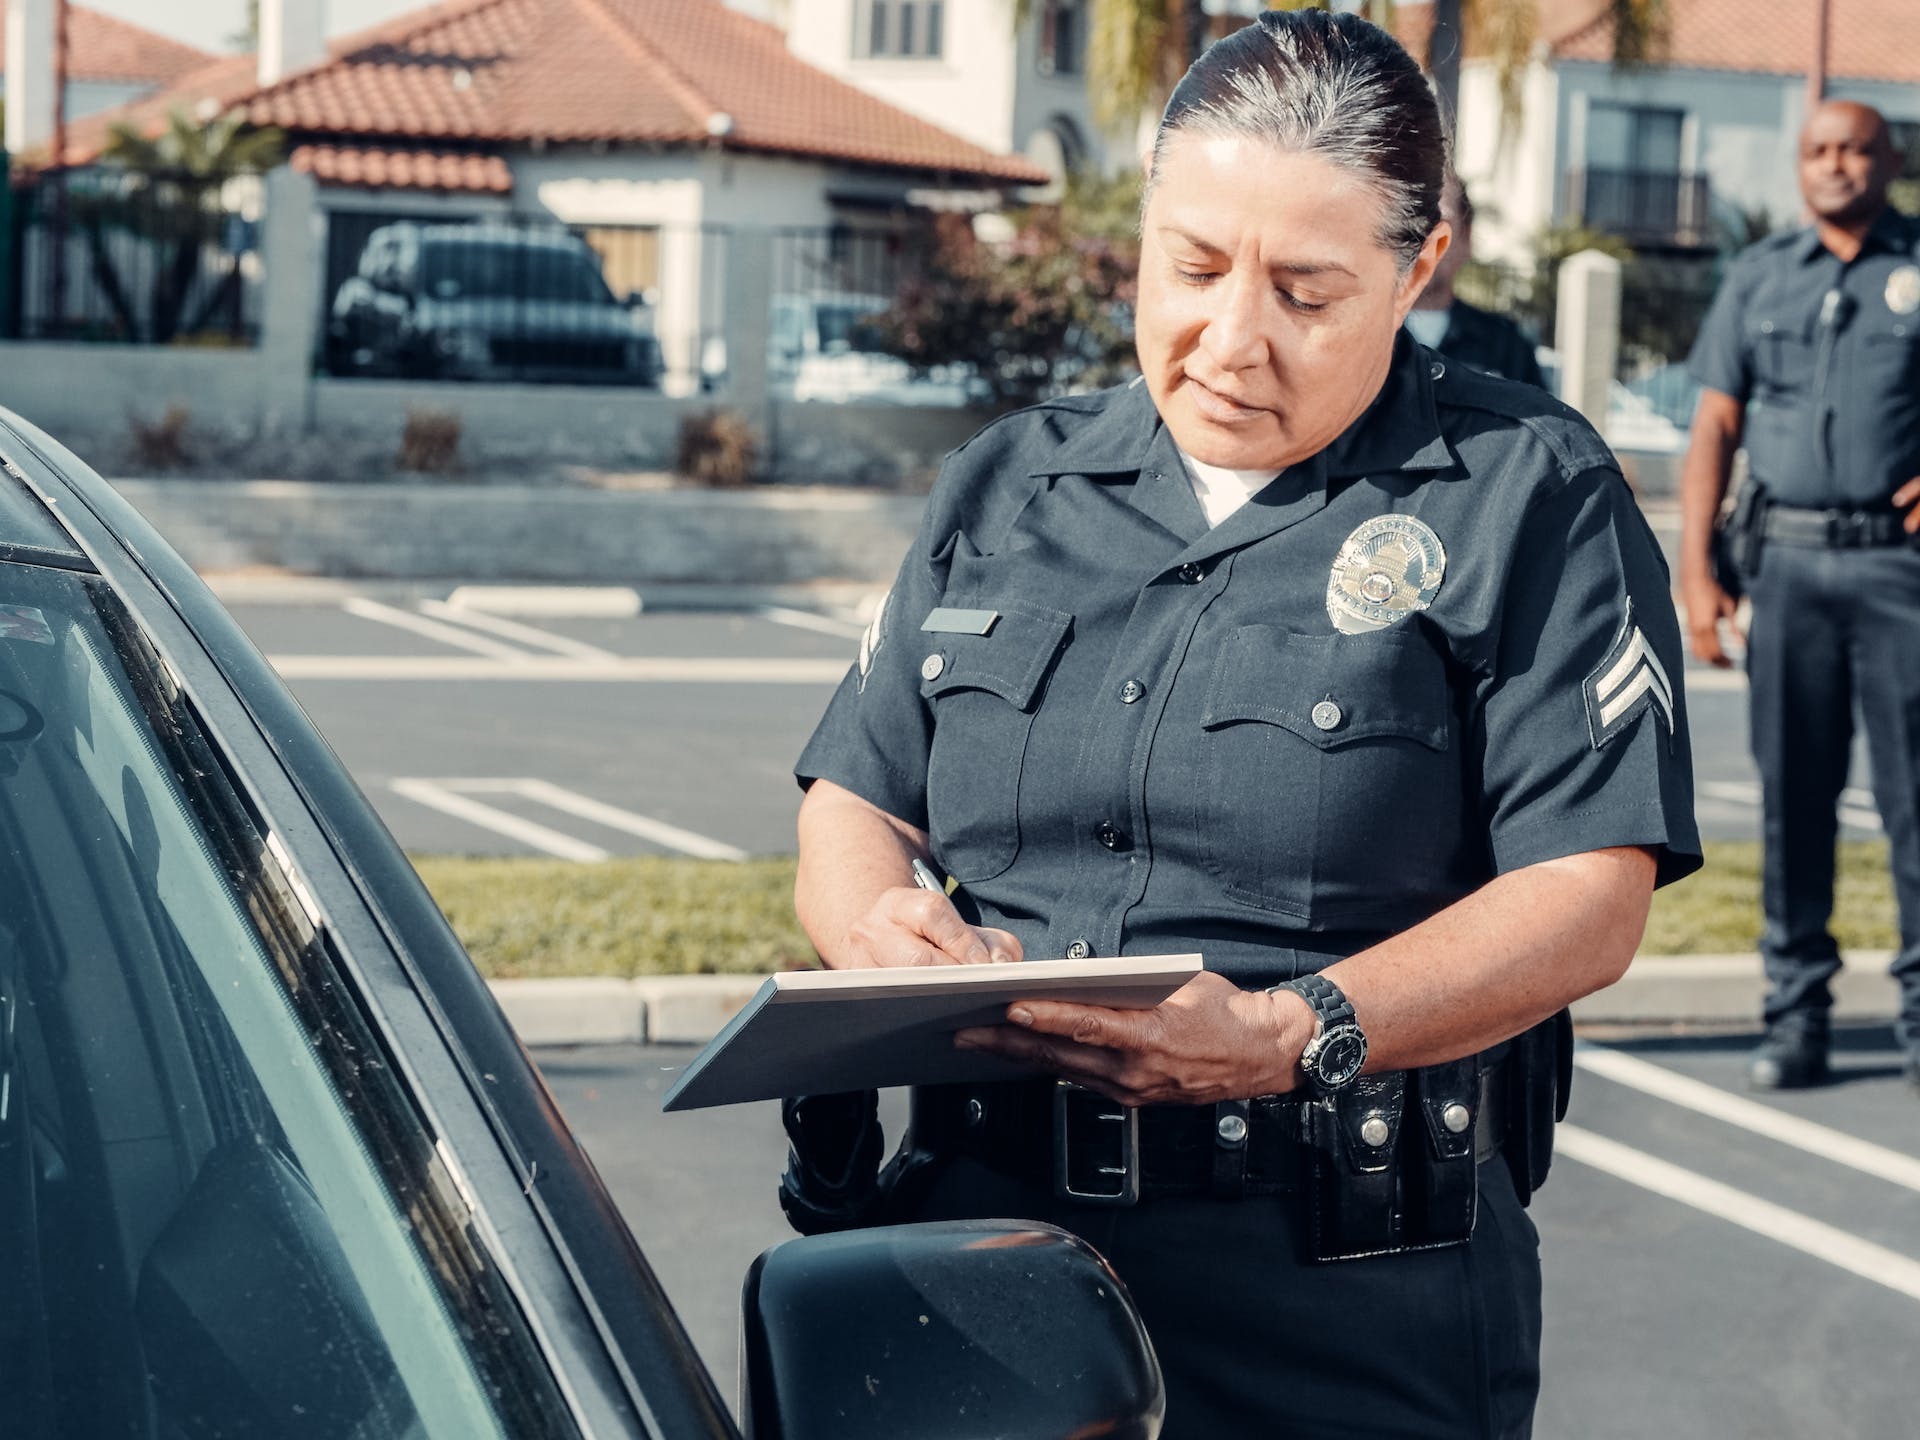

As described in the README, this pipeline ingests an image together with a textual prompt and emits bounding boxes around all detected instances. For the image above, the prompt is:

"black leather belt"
[910,1064,1505,1206]
[1762,503,1911,548]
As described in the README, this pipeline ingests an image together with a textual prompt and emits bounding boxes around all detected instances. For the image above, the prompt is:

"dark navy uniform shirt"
[1688,208,1920,508]
[1435,299,1547,391]
[798,336,1701,986]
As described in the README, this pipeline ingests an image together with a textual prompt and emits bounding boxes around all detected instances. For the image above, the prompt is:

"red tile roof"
[1551,0,1920,86]
[0,4,212,86]
[291,142,514,194]
[64,0,1047,188]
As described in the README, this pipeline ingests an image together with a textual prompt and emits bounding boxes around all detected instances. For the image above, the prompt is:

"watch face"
[1313,1026,1368,1089]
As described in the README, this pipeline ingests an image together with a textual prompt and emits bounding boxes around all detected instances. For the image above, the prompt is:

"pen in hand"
[910,858,945,894]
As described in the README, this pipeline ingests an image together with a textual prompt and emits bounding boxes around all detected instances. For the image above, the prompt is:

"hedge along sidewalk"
[414,844,1906,1042]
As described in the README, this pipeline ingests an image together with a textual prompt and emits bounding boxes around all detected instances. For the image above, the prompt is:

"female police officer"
[791,11,1698,1437]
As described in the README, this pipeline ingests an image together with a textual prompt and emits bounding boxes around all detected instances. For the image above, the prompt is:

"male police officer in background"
[1404,173,1548,389]
[1681,100,1920,1091]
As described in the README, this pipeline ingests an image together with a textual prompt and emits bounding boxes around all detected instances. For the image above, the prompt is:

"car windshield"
[813,302,890,354]
[421,237,613,304]
[0,557,571,1439]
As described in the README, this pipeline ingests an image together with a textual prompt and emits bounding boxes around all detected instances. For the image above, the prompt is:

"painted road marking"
[342,597,529,662]
[390,779,610,862]
[1700,779,1882,833]
[1679,668,1745,693]
[270,655,850,682]
[391,778,746,861]
[1557,1125,1920,1304]
[417,598,620,663]
[759,606,866,641]
[445,585,643,618]
[1577,1046,1920,1194]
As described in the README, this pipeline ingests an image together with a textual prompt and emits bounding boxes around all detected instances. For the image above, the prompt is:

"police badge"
[1325,514,1447,635]
[1887,265,1920,317]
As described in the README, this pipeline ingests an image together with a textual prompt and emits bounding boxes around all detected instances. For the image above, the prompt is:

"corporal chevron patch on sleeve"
[1584,601,1675,749]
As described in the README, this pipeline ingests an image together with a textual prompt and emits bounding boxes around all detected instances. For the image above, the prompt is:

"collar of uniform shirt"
[1793,205,1919,264]
[1028,332,1457,483]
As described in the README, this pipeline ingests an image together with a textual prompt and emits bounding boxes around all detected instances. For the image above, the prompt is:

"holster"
[1306,1057,1482,1263]
[776,1091,885,1235]
[1711,480,1769,599]
[1502,1009,1573,1207]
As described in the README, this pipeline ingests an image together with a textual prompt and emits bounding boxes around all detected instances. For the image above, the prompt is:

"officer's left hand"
[953,972,1311,1107]
[1898,476,1920,532]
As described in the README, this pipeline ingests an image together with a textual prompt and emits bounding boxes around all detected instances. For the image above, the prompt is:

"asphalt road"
[539,1024,1919,1437]
[218,582,1872,859]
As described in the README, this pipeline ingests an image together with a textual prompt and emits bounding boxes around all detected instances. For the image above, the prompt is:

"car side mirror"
[740,1219,1163,1440]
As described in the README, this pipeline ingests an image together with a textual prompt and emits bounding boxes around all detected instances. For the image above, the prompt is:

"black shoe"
[1747,1018,1830,1090]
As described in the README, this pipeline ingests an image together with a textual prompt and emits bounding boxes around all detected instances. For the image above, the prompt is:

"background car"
[0,409,1161,1438]
[327,222,664,387]
[769,292,984,406]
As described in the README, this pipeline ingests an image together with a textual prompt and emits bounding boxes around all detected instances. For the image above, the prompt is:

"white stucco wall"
[1454,59,1561,265]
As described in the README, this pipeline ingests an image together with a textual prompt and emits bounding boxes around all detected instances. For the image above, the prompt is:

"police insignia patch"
[856,588,890,690]
[1887,265,1920,316]
[1584,602,1674,749]
[1325,514,1447,635]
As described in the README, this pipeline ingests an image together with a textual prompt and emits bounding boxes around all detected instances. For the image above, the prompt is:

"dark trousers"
[901,1152,1543,1439]
[1746,541,1920,1047]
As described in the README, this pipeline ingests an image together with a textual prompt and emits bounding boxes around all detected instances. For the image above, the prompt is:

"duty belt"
[1761,503,1912,548]
[909,1065,1505,1207]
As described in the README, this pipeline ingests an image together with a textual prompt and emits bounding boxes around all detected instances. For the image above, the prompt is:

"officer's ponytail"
[1149,8,1446,272]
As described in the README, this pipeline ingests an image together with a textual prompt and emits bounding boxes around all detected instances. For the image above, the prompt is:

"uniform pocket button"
[1065,939,1092,959]
[1311,699,1343,731]
[920,653,945,681]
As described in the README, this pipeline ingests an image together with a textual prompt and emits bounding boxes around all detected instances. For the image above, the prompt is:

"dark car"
[327,222,665,386]
[0,410,1162,1438]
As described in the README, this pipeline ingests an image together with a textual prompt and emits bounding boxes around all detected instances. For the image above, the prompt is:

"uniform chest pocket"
[919,600,1072,883]
[1196,625,1460,923]
[1747,313,1814,393]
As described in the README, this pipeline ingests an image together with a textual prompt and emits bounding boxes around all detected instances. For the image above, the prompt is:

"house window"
[855,0,944,59]
[1039,1,1085,77]
[1585,102,1685,176]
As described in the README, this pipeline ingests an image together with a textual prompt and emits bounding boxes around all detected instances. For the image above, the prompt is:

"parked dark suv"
[327,222,664,386]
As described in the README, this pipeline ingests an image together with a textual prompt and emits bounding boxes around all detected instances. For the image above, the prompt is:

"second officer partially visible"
[1681,101,1920,1091]
[1404,172,1548,389]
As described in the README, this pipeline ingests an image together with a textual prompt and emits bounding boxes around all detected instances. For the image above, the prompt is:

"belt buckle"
[1830,509,1870,547]
[1052,1080,1139,1206]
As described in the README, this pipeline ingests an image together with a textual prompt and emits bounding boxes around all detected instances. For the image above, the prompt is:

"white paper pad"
[660,954,1203,1111]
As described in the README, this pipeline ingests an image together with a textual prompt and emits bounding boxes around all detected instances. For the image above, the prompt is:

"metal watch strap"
[1275,973,1356,1034]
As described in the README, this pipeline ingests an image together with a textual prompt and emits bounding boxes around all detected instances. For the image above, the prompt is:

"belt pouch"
[1729,480,1770,583]
[1409,1058,1480,1249]
[1503,1014,1567,1206]
[1306,1072,1406,1263]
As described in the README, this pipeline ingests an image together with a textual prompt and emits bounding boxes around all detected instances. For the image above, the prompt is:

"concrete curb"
[491,951,1902,1049]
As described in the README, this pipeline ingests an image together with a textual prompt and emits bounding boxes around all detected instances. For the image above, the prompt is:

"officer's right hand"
[1681,570,1742,668]
[841,888,1024,969]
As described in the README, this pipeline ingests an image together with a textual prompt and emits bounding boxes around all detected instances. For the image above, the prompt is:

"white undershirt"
[1404,307,1452,349]
[1176,447,1277,527]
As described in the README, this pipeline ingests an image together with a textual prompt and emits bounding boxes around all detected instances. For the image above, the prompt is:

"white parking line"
[445,585,642,618]
[1576,1046,1920,1194]
[342,597,529,662]
[416,598,620,663]
[1557,1125,1920,1304]
[484,779,746,861]
[1680,669,1747,693]
[390,779,610,862]
[270,655,850,682]
[759,606,866,641]
[1700,779,1882,833]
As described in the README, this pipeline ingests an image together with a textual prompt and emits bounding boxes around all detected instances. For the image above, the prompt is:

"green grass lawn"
[412,841,1900,980]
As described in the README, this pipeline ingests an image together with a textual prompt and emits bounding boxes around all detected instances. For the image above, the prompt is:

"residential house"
[2,2,212,151]
[1428,0,1920,265]
[51,0,1047,387]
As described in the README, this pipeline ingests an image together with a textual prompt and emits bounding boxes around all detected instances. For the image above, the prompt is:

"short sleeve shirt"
[798,336,1701,986]
[1687,209,1920,507]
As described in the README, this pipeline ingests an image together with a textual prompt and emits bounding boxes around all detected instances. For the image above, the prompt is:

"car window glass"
[0,561,571,1440]
[421,239,612,304]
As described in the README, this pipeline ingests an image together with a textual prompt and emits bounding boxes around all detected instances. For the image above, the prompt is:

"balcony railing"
[1563,167,1713,250]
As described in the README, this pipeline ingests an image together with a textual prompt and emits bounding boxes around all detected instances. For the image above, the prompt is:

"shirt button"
[920,653,945,681]
[1065,939,1092,959]
[1119,679,1145,704]
[1760,319,1775,334]
[1311,699,1343,731]
[1177,562,1206,585]
[1094,821,1127,850]
[1429,360,1446,381]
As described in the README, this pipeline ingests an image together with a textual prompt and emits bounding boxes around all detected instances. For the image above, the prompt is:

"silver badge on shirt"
[1887,265,1920,316]
[1325,514,1447,635]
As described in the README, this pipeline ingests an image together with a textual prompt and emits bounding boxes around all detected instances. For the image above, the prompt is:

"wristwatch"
[1269,974,1369,1094]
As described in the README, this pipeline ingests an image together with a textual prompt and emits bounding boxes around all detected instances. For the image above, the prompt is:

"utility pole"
[1806,0,1830,109]
[48,0,68,337]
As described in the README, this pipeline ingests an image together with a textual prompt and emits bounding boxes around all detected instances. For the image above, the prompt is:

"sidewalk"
[488,949,1900,1048]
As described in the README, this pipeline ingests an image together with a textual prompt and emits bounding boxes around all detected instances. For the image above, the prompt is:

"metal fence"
[317,211,727,392]
[4,167,262,345]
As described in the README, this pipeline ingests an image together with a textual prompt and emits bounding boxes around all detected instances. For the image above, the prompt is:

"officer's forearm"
[1317,846,1656,1074]
[1677,389,1745,579]
[794,778,930,967]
